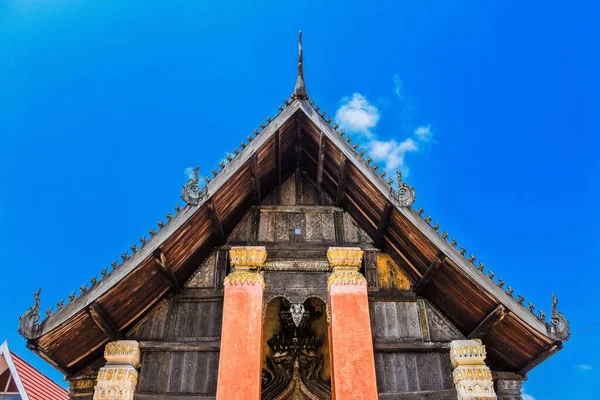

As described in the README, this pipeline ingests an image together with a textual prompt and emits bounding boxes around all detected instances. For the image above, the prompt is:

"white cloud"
[334,89,434,175]
[577,364,593,371]
[368,138,418,171]
[414,124,433,142]
[335,93,380,137]
[184,167,195,180]
[522,387,536,400]
[393,74,403,99]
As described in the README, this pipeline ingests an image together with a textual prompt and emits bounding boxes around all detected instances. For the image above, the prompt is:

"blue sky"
[1,1,598,398]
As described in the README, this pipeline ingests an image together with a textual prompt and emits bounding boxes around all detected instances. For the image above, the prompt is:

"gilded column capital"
[229,246,267,269]
[327,247,366,289]
[449,339,496,400]
[225,246,267,289]
[94,340,141,400]
[327,247,364,268]
[104,340,141,369]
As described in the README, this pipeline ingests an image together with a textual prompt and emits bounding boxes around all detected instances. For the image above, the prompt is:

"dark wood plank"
[139,341,221,352]
[373,341,450,352]
[414,258,444,294]
[213,250,228,290]
[153,249,182,294]
[25,340,70,376]
[207,199,225,243]
[517,343,562,375]
[468,305,506,339]
[316,132,325,187]
[275,129,281,185]
[87,303,124,341]
[335,156,348,206]
[374,202,393,248]
[250,154,261,204]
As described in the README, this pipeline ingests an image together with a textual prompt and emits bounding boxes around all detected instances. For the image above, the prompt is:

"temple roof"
[0,341,69,400]
[18,33,568,377]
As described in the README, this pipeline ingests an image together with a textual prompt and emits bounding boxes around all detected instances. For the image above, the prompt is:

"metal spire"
[293,31,307,99]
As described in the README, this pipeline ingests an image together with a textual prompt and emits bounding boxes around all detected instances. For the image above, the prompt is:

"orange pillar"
[216,246,267,400]
[327,247,378,400]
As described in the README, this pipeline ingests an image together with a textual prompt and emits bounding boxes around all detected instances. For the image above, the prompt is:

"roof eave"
[33,101,303,337]
[296,99,554,340]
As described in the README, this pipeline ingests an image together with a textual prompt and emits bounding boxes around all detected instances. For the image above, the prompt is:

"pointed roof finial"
[293,30,307,99]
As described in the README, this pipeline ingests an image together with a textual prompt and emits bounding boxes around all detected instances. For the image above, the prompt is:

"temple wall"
[67,171,521,400]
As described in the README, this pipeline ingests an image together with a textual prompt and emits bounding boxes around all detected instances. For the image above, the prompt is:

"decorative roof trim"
[0,341,30,400]
[296,99,555,339]
[28,101,302,337]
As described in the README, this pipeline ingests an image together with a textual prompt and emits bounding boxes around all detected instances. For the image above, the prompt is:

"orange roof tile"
[11,352,68,400]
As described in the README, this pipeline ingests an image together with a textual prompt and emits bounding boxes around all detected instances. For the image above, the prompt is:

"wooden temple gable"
[17,34,568,398]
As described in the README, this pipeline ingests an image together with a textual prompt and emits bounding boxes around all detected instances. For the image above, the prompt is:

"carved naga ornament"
[181,166,208,206]
[549,292,570,341]
[18,289,42,339]
[391,171,416,207]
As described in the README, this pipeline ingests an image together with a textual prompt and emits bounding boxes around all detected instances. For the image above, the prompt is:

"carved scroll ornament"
[390,171,416,207]
[181,166,208,206]
[18,289,41,338]
[549,292,570,341]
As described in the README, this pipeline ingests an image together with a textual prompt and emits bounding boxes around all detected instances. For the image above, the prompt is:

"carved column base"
[69,376,96,400]
[450,339,496,400]
[494,372,526,400]
[94,366,138,400]
[93,340,141,400]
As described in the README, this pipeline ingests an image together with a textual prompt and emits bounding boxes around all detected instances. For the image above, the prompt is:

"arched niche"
[261,296,331,400]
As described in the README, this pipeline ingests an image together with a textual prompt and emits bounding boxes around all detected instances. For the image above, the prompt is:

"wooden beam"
[139,340,220,352]
[250,154,261,204]
[373,202,393,248]
[414,258,444,294]
[518,343,562,375]
[26,340,71,376]
[275,129,281,185]
[373,341,450,353]
[316,132,325,187]
[207,199,225,243]
[468,305,506,339]
[295,117,303,168]
[153,249,182,294]
[87,303,124,341]
[335,156,348,206]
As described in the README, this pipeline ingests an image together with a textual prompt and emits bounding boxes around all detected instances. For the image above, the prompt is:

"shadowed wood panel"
[38,311,107,369]
[345,164,387,216]
[485,313,551,371]
[137,351,219,394]
[128,300,169,341]
[387,210,435,272]
[388,209,439,264]
[423,265,497,334]
[160,209,213,271]
[374,352,454,394]
[424,301,465,342]
[171,300,223,341]
[370,302,422,341]
[343,192,378,238]
[100,268,169,329]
